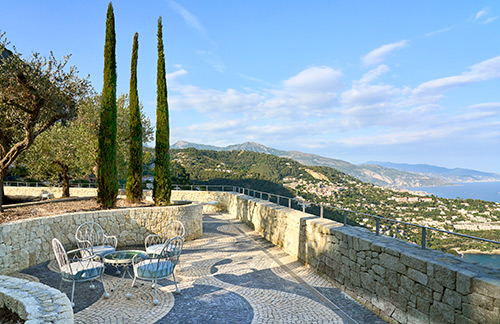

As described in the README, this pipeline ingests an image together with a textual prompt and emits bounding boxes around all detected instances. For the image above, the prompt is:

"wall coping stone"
[226,192,500,324]
[0,275,74,323]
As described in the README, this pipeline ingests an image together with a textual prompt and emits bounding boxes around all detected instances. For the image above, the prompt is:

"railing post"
[344,210,347,225]
[302,203,305,213]
[320,204,323,218]
[421,227,427,249]
[277,196,280,205]
[376,218,380,236]
[260,192,263,199]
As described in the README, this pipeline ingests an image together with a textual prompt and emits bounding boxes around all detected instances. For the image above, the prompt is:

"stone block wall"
[0,275,73,323]
[220,192,500,324]
[0,202,202,275]
[2,188,499,323]
[4,186,97,198]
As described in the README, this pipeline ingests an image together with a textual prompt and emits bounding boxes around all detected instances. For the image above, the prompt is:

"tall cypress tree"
[97,2,118,209]
[126,33,143,203]
[153,17,172,206]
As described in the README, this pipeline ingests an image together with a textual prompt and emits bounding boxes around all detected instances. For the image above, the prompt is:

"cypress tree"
[126,33,143,203]
[97,2,118,208]
[153,17,172,206]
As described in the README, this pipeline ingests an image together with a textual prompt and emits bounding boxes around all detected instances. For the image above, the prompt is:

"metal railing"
[4,181,98,188]
[5,181,500,251]
[174,184,500,251]
[3,181,127,189]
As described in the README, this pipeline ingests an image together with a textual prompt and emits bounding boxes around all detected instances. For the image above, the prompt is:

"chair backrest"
[159,236,184,266]
[163,220,185,240]
[75,221,106,250]
[52,238,70,272]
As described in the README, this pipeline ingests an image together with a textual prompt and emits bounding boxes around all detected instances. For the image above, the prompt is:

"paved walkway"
[15,213,386,324]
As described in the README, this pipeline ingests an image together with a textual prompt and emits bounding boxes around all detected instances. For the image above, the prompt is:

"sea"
[406,181,500,203]
[462,253,500,270]
[406,181,500,269]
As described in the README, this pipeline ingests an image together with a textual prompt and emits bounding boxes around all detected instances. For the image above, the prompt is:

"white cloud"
[254,66,344,118]
[168,0,224,72]
[169,84,263,114]
[414,55,500,95]
[283,66,343,92]
[196,50,226,72]
[168,66,344,118]
[168,55,500,165]
[425,26,454,37]
[482,16,498,24]
[167,0,209,39]
[342,84,399,107]
[472,9,498,24]
[475,10,488,20]
[167,68,188,80]
[339,126,464,146]
[468,102,500,110]
[362,40,408,66]
[358,65,390,85]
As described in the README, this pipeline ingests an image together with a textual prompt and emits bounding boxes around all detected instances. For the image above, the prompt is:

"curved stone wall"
[0,203,202,275]
[0,275,73,323]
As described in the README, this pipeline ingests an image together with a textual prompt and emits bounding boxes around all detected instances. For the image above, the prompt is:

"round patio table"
[103,250,147,296]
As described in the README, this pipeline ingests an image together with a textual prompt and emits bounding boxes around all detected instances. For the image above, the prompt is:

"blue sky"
[2,1,500,173]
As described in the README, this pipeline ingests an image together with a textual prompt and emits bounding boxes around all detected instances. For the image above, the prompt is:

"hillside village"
[283,173,500,233]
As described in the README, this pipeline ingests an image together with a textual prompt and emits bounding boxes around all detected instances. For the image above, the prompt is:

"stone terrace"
[12,212,385,324]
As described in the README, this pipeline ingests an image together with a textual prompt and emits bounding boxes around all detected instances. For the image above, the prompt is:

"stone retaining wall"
[4,186,98,198]
[2,188,499,323]
[0,202,202,275]
[0,275,73,323]
[221,193,500,324]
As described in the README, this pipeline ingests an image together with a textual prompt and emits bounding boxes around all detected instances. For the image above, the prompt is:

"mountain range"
[365,161,500,183]
[171,141,449,188]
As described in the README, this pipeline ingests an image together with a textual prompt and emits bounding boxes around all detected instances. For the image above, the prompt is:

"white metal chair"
[51,238,109,307]
[145,220,185,256]
[128,236,183,305]
[75,221,117,257]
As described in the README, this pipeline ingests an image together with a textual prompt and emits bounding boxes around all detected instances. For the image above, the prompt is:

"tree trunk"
[0,170,4,212]
[61,164,70,198]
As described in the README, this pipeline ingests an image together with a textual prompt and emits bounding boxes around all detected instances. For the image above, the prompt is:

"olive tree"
[20,93,153,198]
[0,34,89,210]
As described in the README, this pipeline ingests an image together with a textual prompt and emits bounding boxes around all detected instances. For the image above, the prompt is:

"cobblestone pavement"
[17,213,387,324]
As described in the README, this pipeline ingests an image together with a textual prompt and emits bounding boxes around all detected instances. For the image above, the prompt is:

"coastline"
[404,180,500,203]
[456,249,500,256]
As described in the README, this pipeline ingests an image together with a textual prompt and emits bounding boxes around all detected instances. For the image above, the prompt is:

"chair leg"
[153,279,159,305]
[101,274,110,299]
[172,272,181,294]
[89,279,96,290]
[70,280,76,308]
[126,276,137,299]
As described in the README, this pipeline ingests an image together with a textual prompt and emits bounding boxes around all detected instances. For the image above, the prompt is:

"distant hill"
[366,161,500,183]
[171,141,448,187]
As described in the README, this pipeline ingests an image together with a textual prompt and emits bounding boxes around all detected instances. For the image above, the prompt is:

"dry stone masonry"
[219,192,500,324]
[1,188,499,323]
[0,275,73,323]
[0,201,202,274]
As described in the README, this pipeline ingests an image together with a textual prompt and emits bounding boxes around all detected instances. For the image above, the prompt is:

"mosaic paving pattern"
[16,212,386,323]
